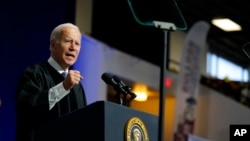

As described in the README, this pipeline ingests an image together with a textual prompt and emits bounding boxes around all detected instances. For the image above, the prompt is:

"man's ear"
[50,40,55,50]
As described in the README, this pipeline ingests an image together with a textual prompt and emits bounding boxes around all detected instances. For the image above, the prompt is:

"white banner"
[174,21,210,141]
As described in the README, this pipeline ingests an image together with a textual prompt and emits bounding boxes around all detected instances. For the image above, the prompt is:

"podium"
[33,101,159,141]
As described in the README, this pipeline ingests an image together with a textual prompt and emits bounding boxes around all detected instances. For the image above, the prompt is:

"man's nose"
[69,42,76,49]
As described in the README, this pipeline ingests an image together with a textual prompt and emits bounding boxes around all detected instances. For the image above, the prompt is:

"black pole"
[158,29,169,141]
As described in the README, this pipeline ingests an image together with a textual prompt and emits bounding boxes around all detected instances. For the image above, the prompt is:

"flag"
[174,21,210,141]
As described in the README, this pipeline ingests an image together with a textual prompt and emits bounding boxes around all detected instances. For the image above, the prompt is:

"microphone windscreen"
[101,72,114,84]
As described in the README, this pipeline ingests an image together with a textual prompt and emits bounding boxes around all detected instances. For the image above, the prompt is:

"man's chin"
[65,61,75,67]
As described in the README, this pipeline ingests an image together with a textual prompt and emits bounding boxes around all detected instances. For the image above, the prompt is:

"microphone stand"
[114,85,125,105]
[153,21,176,141]
[158,29,169,141]
[115,91,124,105]
[123,86,137,106]
[115,91,126,105]
[115,85,137,106]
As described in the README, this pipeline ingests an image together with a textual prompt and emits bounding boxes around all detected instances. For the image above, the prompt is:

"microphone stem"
[120,95,123,105]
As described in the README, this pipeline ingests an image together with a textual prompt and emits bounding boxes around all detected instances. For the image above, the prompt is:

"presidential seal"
[125,117,149,141]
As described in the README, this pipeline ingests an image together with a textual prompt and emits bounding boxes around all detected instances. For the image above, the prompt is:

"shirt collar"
[48,57,69,74]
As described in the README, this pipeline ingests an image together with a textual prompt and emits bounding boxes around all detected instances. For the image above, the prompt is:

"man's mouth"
[66,53,75,58]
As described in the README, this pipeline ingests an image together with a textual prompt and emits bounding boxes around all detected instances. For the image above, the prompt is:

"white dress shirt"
[47,57,70,110]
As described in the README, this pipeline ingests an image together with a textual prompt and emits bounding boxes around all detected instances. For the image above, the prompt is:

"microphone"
[101,72,137,105]
[101,72,127,94]
[113,75,137,98]
[113,75,126,88]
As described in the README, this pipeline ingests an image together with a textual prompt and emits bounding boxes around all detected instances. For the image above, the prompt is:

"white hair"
[49,23,81,51]
[50,23,80,41]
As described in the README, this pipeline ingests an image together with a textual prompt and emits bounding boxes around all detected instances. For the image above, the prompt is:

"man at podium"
[15,23,87,141]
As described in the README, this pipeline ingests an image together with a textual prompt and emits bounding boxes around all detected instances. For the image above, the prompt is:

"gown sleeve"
[16,64,59,127]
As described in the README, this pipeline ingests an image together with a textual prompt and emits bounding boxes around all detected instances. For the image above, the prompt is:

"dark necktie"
[61,71,67,78]
[58,71,71,116]
[59,71,78,116]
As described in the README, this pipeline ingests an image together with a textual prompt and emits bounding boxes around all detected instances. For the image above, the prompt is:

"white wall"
[195,86,250,141]
[75,0,92,34]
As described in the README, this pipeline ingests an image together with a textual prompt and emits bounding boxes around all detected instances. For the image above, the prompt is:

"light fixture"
[133,84,148,101]
[134,92,148,101]
[211,18,242,32]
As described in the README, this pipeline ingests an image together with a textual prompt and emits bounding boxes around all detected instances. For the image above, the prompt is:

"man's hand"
[63,70,83,90]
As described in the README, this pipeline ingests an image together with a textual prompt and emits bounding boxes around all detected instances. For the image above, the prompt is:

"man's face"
[51,27,81,69]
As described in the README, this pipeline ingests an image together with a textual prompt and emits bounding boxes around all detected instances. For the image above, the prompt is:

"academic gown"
[15,62,87,141]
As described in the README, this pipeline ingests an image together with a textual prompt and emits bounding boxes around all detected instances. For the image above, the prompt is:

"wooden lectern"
[33,101,158,141]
